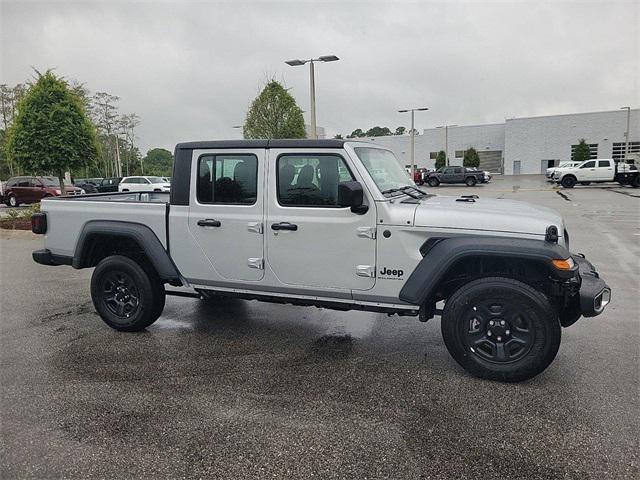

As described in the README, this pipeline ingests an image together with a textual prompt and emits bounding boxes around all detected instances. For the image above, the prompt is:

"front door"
[577,160,597,181]
[188,149,265,282]
[266,149,377,291]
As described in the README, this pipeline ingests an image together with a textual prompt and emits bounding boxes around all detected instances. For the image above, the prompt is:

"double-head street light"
[621,107,631,162]
[398,107,429,178]
[285,55,340,139]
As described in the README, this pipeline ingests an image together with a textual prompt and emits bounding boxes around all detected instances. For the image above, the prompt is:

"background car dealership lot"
[1,176,638,479]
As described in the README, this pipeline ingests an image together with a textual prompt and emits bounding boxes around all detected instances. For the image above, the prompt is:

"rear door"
[265,149,377,291]
[188,149,265,282]
[596,160,614,181]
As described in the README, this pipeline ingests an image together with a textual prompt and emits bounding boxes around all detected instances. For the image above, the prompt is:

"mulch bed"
[0,218,32,230]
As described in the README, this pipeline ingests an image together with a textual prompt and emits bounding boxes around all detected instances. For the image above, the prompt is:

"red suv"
[3,176,83,207]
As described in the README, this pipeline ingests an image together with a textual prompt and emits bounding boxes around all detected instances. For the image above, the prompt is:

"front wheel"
[8,195,19,207]
[465,177,477,187]
[561,176,577,188]
[441,277,561,382]
[632,175,640,188]
[428,177,440,187]
[90,255,165,332]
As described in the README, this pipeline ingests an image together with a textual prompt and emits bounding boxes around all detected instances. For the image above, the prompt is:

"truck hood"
[413,195,563,237]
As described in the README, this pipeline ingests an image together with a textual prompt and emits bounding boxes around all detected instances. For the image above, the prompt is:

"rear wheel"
[428,177,440,187]
[632,175,640,188]
[441,277,561,382]
[561,175,577,188]
[90,255,165,332]
[465,177,477,187]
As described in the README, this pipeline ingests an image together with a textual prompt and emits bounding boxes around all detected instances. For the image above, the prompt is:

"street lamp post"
[621,107,631,162]
[436,125,458,166]
[398,107,429,179]
[285,55,339,139]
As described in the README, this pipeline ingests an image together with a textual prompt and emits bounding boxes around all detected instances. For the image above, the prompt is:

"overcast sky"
[1,0,638,153]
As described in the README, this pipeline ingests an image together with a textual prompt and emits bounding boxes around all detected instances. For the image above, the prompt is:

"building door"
[540,160,557,173]
[513,161,521,175]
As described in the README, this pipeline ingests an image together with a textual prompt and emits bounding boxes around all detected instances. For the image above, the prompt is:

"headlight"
[55,189,61,195]
[80,189,86,194]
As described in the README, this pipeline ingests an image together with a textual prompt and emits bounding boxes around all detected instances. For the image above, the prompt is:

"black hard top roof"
[175,139,347,150]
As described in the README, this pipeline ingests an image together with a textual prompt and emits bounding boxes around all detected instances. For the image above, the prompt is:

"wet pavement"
[1,176,639,479]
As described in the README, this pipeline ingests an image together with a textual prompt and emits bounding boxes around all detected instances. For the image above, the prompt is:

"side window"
[454,167,463,174]
[197,154,258,204]
[18,179,31,187]
[277,153,354,207]
[598,160,611,167]
[581,161,596,168]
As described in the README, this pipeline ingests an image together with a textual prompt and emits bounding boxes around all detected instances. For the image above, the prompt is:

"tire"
[632,175,640,188]
[428,177,440,187]
[90,255,165,332]
[465,177,477,187]
[441,277,561,382]
[561,175,577,188]
[580,182,591,186]
[8,195,19,207]
[122,189,129,192]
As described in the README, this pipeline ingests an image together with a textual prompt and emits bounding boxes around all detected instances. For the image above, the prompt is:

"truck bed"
[41,192,170,258]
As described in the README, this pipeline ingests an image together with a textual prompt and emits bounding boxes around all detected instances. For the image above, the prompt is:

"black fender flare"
[398,236,572,305]
[72,220,181,283]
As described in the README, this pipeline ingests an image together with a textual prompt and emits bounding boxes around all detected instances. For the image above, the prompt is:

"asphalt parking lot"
[1,175,638,479]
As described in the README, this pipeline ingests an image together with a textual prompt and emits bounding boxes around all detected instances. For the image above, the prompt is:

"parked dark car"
[3,176,84,207]
[73,178,102,194]
[96,177,123,193]
[425,166,484,187]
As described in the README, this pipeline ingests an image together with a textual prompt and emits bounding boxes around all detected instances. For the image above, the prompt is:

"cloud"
[1,0,638,152]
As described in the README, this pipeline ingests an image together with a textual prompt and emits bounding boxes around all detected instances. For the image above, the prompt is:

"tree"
[435,150,446,169]
[395,126,406,135]
[5,70,99,193]
[463,147,480,168]
[334,134,343,139]
[347,128,365,138]
[365,126,392,137]
[243,81,306,139]
[572,138,592,162]
[142,148,173,176]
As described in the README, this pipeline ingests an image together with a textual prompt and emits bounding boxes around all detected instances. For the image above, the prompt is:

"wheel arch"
[73,220,182,285]
[398,236,572,306]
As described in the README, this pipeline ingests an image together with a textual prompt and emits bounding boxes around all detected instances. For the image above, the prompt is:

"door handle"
[271,222,298,231]
[197,219,221,227]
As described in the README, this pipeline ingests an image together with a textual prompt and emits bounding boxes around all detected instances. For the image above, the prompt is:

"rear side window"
[277,153,353,207]
[598,160,611,167]
[197,154,258,204]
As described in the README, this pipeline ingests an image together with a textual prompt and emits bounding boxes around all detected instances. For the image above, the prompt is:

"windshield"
[557,162,573,168]
[353,147,413,193]
[147,177,166,184]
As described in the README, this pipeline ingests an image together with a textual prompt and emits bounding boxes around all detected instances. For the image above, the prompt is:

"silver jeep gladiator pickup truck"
[32,139,610,382]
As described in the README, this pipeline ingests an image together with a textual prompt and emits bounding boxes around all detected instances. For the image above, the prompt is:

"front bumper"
[574,255,611,317]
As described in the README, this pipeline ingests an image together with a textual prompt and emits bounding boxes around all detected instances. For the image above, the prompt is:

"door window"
[580,161,596,168]
[598,160,611,167]
[197,154,258,204]
[277,154,353,207]
[453,167,463,174]
[17,179,31,187]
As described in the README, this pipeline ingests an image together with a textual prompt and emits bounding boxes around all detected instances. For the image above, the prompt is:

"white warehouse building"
[360,108,639,175]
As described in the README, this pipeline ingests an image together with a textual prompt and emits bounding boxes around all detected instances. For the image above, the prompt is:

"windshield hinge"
[357,226,376,239]
[356,265,376,277]
[247,222,263,234]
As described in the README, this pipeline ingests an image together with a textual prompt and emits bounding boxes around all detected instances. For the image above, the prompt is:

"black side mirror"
[338,181,368,214]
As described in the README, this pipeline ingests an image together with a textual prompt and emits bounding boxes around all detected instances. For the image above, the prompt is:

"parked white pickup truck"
[31,139,610,382]
[552,159,639,188]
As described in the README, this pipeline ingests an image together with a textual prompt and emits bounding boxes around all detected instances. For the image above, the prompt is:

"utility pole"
[436,125,457,166]
[621,106,631,162]
[398,107,429,179]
